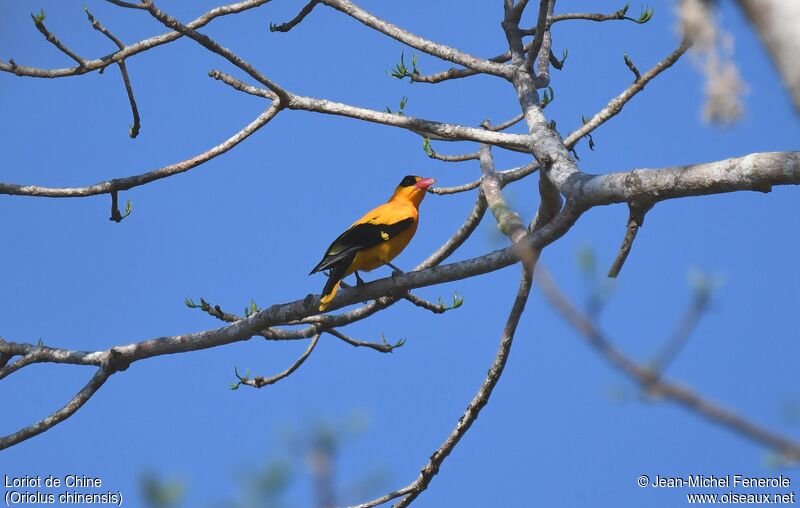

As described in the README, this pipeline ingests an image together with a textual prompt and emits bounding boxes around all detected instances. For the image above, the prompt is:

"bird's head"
[391,175,436,206]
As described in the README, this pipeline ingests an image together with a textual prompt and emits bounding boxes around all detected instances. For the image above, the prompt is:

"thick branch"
[565,152,800,207]
[737,0,800,113]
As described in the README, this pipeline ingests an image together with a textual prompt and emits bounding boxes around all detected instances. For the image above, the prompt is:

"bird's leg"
[339,280,353,289]
[386,262,405,277]
[354,271,366,286]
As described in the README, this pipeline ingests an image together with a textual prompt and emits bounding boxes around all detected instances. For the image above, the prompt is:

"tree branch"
[565,152,800,208]
[1,0,273,78]
[233,334,320,388]
[84,7,142,138]
[564,36,692,149]
[536,269,800,462]
[269,0,319,32]
[389,268,533,507]
[319,0,512,79]
[0,102,281,198]
[0,367,113,450]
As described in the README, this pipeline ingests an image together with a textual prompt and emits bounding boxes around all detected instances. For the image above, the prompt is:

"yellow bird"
[310,175,436,311]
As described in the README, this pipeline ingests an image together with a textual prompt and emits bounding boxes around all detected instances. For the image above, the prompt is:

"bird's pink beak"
[414,177,436,190]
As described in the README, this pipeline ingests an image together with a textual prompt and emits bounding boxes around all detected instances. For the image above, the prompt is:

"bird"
[310,175,436,311]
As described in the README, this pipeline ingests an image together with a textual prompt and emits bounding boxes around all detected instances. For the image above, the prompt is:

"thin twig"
[325,329,401,353]
[482,113,525,132]
[144,0,289,101]
[564,36,692,149]
[270,0,319,32]
[402,292,449,314]
[0,103,281,198]
[536,269,800,463]
[31,16,87,67]
[105,0,147,9]
[234,334,320,388]
[607,200,653,278]
[83,8,142,137]
[209,69,277,99]
[1,0,274,78]
[429,159,538,196]
[390,268,533,507]
[319,0,512,79]
[650,289,712,374]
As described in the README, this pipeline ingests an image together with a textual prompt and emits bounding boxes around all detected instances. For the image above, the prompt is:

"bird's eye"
[399,175,418,187]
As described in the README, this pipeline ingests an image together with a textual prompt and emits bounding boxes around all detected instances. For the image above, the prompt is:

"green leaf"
[624,5,653,24]
[452,293,464,309]
[123,199,133,218]
[387,50,421,82]
[541,86,555,108]
[616,3,630,17]
[422,137,434,157]
[31,9,46,25]
[185,297,197,308]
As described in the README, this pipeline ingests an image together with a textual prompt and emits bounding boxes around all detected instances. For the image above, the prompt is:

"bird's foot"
[354,271,366,286]
[386,262,405,277]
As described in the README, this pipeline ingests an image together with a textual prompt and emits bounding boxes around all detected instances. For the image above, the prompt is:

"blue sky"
[1,1,798,507]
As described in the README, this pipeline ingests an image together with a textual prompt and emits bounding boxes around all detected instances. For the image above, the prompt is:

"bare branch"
[144,0,289,101]
[650,284,713,374]
[105,0,148,9]
[536,269,800,462]
[736,0,800,113]
[410,44,526,84]
[233,334,320,388]
[565,36,692,149]
[0,367,112,450]
[209,69,277,99]
[482,113,524,132]
[390,268,533,507]
[479,145,532,250]
[269,0,319,32]
[325,329,402,353]
[426,148,479,163]
[429,159,538,196]
[0,102,281,198]
[502,5,583,194]
[549,5,654,24]
[429,180,481,196]
[1,0,273,78]
[319,0,512,79]
[529,0,555,88]
[31,13,87,67]
[84,7,142,138]
[286,95,531,150]
[606,200,653,278]
[566,152,800,208]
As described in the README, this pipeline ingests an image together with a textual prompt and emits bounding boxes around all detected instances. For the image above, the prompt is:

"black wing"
[310,218,414,274]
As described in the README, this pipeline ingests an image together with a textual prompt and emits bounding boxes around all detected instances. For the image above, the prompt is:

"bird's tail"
[319,278,341,311]
[318,254,354,312]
